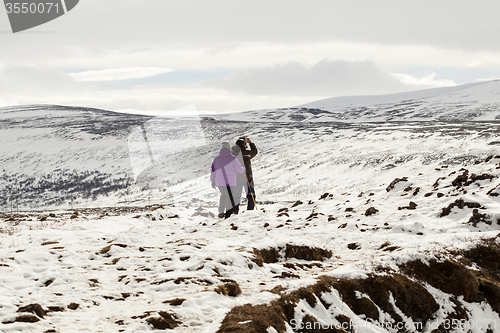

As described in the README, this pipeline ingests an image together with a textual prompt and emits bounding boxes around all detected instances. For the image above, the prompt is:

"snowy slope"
[3,102,500,210]
[0,105,152,209]
[1,156,500,332]
[215,80,500,122]
[2,83,500,331]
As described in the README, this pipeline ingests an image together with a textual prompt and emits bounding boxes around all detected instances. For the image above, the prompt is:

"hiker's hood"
[218,149,232,157]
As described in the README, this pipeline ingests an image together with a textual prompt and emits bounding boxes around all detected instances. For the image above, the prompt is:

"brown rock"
[17,303,46,318]
[365,207,379,216]
[68,303,79,310]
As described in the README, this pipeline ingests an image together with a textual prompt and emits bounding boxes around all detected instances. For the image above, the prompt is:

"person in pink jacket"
[210,142,245,218]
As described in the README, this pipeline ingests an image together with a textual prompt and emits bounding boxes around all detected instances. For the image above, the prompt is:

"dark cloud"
[206,60,409,96]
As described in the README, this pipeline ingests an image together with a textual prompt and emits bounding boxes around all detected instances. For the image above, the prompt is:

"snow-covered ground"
[2,152,500,332]
[2,82,500,332]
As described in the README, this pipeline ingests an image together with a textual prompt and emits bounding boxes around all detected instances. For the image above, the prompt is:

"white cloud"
[206,60,415,97]
[3,1,500,73]
[68,67,173,82]
[1,0,499,104]
[391,72,456,88]
[0,65,77,95]
[0,61,461,113]
[1,0,499,115]
[48,43,500,75]
[0,82,322,113]
[474,77,500,83]
[4,0,498,52]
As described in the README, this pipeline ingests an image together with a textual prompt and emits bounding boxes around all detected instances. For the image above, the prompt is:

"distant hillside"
[215,80,500,122]
[0,105,151,209]
[3,79,500,211]
[0,105,252,209]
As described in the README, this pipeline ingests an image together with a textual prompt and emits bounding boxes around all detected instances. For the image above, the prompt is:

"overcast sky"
[1,0,500,114]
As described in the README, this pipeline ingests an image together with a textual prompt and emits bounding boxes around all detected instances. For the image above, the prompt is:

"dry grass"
[146,311,180,330]
[215,280,242,297]
[216,303,287,333]
[217,272,438,333]
[0,226,15,235]
[401,259,480,302]
[218,240,500,332]
[253,244,332,266]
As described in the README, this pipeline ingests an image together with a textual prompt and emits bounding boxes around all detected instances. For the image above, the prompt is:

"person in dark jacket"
[231,137,258,213]
[211,142,245,218]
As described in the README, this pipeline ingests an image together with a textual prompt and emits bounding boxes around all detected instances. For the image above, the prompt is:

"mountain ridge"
[215,80,500,123]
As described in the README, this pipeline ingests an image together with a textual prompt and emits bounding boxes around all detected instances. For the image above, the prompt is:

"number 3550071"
[5,2,60,14]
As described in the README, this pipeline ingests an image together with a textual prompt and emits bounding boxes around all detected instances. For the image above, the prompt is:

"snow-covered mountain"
[3,81,500,210]
[216,80,500,122]
[2,82,500,332]
[0,105,152,209]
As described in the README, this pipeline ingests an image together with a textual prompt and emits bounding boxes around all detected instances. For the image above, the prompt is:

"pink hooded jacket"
[210,149,245,186]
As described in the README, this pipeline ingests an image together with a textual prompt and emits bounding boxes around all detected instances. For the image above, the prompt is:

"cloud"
[0,65,77,95]
[0,63,318,112]
[391,72,456,88]
[0,80,321,113]
[3,0,500,52]
[68,67,173,82]
[0,61,459,113]
[206,60,454,97]
[475,77,500,83]
[1,1,499,96]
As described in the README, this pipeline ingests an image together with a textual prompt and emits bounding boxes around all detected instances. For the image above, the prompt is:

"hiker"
[231,137,258,213]
[210,142,245,218]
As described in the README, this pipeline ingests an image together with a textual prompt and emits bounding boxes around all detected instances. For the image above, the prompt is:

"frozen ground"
[1,155,500,332]
[2,82,500,332]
